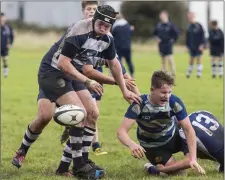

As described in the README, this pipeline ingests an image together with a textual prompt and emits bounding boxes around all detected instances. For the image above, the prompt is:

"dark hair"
[1,12,5,16]
[81,1,98,9]
[151,70,175,89]
[211,20,218,26]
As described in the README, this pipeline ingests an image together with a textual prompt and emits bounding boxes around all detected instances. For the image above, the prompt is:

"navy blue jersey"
[1,23,14,49]
[38,19,117,76]
[125,94,187,148]
[186,23,205,50]
[208,28,224,53]
[112,18,132,50]
[179,110,224,163]
[153,22,180,44]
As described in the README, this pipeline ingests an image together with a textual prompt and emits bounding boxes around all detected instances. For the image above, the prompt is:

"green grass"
[1,36,223,180]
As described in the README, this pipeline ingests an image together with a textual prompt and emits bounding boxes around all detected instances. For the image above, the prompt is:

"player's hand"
[189,159,206,175]
[123,90,141,105]
[199,45,204,52]
[129,143,146,159]
[7,44,11,49]
[186,47,190,52]
[125,79,136,91]
[85,79,103,96]
[156,38,161,44]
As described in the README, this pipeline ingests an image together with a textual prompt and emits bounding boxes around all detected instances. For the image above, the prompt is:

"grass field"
[1,32,224,180]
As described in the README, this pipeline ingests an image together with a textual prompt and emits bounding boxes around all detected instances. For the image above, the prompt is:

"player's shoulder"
[188,110,213,117]
[169,94,182,103]
[169,94,185,112]
[66,18,92,38]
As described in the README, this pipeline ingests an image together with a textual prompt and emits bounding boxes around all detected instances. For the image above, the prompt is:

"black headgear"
[93,5,118,26]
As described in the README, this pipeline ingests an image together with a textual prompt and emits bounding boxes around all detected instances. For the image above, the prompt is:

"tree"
[121,1,188,42]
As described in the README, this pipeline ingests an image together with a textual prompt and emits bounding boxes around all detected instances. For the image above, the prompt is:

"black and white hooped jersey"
[38,18,116,76]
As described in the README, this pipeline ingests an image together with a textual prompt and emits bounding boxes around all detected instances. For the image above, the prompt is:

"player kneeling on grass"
[117,70,205,176]
[178,110,224,173]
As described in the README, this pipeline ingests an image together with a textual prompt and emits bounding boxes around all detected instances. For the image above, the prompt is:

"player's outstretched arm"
[57,54,103,96]
[107,58,141,104]
[155,156,205,175]
[82,64,116,85]
[117,117,145,159]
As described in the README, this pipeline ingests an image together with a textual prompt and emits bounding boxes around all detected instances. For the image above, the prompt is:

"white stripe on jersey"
[81,38,109,52]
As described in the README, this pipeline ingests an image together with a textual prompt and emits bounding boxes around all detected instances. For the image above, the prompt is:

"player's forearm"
[184,128,197,160]
[117,128,136,148]
[57,56,87,83]
[157,158,190,173]
[109,60,127,94]
[84,69,115,85]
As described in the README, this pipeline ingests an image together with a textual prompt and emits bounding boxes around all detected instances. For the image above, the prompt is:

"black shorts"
[159,43,173,56]
[1,48,8,57]
[38,72,88,102]
[143,130,188,165]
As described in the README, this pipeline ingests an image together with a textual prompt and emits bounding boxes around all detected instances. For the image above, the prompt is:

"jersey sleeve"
[170,95,188,121]
[124,102,141,120]
[102,36,116,60]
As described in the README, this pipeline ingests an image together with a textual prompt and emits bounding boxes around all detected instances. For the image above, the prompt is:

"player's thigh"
[38,72,70,100]
[37,98,55,121]
[56,91,85,111]
[76,89,99,116]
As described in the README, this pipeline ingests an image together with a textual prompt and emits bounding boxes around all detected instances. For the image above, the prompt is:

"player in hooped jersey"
[179,110,224,172]
[12,5,141,180]
[117,70,205,175]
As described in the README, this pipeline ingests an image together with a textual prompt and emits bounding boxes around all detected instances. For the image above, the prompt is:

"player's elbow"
[57,57,70,73]
[82,67,93,78]
[117,127,124,139]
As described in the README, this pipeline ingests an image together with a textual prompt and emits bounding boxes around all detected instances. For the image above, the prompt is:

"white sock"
[186,65,194,76]
[4,68,8,77]
[218,61,223,76]
[197,64,203,77]
[211,61,216,76]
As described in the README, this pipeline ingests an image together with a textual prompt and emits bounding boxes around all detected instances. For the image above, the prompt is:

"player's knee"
[86,107,99,126]
[37,111,52,126]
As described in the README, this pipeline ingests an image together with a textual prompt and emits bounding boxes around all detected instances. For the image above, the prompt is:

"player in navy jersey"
[186,12,206,78]
[1,12,14,78]
[179,110,224,172]
[208,20,224,78]
[117,70,205,175]
[112,14,135,78]
[153,11,180,77]
[12,5,141,180]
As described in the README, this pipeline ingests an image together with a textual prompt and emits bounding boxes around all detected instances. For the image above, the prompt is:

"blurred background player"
[153,10,180,77]
[186,12,205,78]
[1,12,14,78]
[112,14,135,78]
[208,20,224,78]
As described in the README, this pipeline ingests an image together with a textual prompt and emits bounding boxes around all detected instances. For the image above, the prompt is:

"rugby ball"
[53,104,85,126]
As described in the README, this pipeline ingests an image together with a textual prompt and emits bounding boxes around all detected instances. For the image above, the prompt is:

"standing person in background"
[1,12,14,78]
[153,10,180,77]
[208,20,224,78]
[186,12,205,78]
[112,14,135,78]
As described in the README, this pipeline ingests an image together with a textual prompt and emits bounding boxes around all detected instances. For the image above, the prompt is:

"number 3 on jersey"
[192,114,219,136]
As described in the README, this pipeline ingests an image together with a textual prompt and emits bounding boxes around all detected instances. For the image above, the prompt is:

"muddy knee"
[86,108,99,127]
